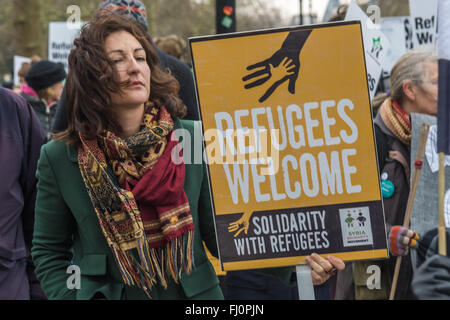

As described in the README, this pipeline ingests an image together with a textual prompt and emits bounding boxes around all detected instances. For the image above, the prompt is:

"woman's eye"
[112,59,123,64]
[136,57,146,62]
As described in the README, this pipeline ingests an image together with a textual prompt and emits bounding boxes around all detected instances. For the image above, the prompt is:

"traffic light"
[216,0,236,34]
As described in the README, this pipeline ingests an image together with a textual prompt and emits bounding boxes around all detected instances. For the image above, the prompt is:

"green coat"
[31,119,224,300]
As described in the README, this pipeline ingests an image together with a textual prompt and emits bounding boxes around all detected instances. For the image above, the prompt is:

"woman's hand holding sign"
[305,253,345,285]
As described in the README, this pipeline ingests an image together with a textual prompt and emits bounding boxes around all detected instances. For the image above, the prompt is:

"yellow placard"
[190,21,388,271]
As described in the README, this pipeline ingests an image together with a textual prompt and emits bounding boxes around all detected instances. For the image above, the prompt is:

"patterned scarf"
[379,97,412,145]
[78,103,194,297]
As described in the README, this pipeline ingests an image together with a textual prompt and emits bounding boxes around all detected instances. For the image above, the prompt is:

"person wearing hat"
[51,0,198,134]
[23,60,66,137]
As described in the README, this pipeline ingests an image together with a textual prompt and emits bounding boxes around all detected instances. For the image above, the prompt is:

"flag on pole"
[437,0,449,257]
[437,0,450,154]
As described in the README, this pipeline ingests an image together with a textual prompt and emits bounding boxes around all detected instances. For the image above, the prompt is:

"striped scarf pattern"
[379,98,412,145]
[78,104,194,297]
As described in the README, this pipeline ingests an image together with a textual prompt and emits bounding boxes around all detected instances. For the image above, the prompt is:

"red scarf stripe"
[147,234,165,242]
[160,203,191,220]
[143,220,162,229]
[162,220,194,234]
[392,99,411,128]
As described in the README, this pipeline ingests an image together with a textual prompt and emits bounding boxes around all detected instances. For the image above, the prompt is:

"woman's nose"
[127,56,140,73]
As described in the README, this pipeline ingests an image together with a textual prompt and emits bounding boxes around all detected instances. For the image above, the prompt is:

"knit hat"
[25,60,66,92]
[98,0,148,30]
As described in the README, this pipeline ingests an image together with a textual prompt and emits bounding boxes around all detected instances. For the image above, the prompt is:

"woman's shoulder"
[175,118,202,140]
[41,139,76,161]
[177,118,201,129]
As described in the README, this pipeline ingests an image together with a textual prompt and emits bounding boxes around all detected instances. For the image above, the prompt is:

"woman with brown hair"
[31,13,222,300]
[335,50,438,300]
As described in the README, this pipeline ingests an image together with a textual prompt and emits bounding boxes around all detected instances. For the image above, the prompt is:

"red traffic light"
[223,6,233,16]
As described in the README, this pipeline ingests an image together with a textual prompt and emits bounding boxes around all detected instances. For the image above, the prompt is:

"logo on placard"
[339,207,373,247]
[370,37,383,59]
[242,30,312,103]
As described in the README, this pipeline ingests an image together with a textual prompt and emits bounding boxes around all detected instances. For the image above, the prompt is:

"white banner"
[48,22,83,73]
[380,17,410,73]
[345,1,390,99]
[409,0,438,50]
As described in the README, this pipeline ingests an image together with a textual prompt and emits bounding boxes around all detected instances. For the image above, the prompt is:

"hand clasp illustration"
[228,211,252,237]
[242,29,312,103]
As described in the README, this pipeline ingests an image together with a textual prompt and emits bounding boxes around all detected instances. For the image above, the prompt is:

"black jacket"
[21,93,56,138]
[0,87,47,299]
[412,229,450,299]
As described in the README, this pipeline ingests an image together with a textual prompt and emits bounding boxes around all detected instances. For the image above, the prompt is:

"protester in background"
[17,56,42,97]
[17,62,35,97]
[154,35,187,63]
[22,60,66,137]
[16,56,42,96]
[412,253,450,299]
[335,50,438,300]
[32,14,222,300]
[0,87,47,300]
[411,228,450,299]
[51,0,199,134]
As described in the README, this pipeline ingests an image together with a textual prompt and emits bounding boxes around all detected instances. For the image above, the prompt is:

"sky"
[271,0,352,22]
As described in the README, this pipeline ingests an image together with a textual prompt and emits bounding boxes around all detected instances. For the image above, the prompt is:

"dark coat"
[31,119,223,300]
[0,87,47,299]
[20,93,56,138]
[51,47,198,133]
[335,109,414,300]
[411,229,450,299]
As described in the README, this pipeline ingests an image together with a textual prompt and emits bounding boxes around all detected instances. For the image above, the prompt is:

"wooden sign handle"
[389,124,430,300]
[438,152,447,256]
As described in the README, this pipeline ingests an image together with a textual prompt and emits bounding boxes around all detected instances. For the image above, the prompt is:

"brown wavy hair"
[53,13,187,146]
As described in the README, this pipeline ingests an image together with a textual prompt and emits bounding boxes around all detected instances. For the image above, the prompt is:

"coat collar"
[66,117,184,163]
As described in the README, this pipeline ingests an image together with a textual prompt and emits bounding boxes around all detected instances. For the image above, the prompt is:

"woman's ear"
[402,80,416,101]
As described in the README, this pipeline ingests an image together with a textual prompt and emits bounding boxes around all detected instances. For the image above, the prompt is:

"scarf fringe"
[111,230,195,296]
